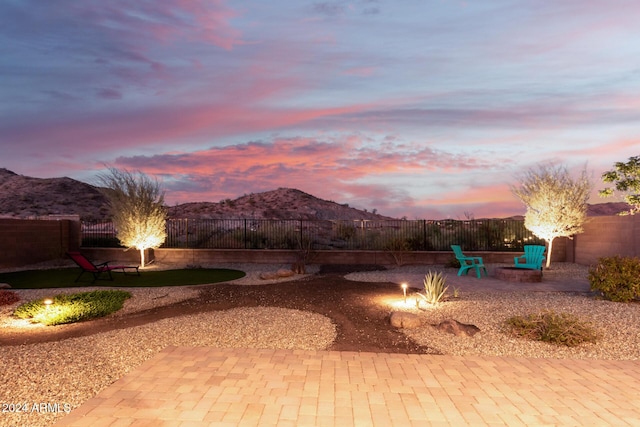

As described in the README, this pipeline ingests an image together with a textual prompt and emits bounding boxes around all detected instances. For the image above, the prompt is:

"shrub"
[416,271,448,306]
[14,290,131,326]
[0,290,20,306]
[444,257,460,269]
[384,237,411,266]
[504,310,598,347]
[588,256,640,302]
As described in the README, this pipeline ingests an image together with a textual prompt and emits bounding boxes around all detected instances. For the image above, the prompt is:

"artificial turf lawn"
[0,268,246,289]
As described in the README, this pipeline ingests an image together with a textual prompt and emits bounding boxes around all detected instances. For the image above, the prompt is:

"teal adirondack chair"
[451,245,488,279]
[514,245,546,270]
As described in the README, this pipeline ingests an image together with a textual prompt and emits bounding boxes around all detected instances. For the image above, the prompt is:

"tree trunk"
[545,238,554,269]
[139,248,146,268]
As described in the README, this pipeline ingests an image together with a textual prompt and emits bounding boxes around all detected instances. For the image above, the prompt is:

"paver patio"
[54,346,640,426]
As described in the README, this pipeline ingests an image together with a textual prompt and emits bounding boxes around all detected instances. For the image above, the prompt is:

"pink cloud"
[109,136,502,218]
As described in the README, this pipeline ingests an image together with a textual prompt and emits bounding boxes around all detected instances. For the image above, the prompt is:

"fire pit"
[495,266,542,283]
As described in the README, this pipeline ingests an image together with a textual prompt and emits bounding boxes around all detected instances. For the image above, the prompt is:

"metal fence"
[81,218,544,251]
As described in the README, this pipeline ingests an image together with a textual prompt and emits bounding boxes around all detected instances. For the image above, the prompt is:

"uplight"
[401,283,408,304]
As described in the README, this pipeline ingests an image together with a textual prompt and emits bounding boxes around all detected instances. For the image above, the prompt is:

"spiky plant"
[417,271,448,306]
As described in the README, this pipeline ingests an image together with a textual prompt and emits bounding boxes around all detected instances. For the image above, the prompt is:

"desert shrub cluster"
[504,310,598,347]
[588,255,640,302]
[0,290,20,306]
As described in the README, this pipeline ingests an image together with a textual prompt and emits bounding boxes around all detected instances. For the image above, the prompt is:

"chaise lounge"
[67,251,140,283]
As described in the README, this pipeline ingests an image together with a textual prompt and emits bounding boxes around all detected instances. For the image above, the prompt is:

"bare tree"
[98,167,167,267]
[511,164,592,268]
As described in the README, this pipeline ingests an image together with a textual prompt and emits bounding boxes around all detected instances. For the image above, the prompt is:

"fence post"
[299,219,303,249]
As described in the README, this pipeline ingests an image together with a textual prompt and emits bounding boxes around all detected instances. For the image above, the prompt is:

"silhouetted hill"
[0,168,109,220]
[166,188,394,220]
[0,170,392,221]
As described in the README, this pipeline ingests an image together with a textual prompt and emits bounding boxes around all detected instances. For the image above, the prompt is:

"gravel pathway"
[1,262,639,427]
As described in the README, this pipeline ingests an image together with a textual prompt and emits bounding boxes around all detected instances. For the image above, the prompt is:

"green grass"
[0,268,246,289]
[14,290,131,325]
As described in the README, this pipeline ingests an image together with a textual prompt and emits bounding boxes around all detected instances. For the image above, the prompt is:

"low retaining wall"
[80,247,555,267]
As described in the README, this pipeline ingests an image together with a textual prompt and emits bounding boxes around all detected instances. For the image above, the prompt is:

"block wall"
[573,215,639,265]
[0,219,80,268]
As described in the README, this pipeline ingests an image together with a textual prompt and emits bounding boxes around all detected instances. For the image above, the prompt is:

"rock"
[0,283,11,289]
[433,319,480,337]
[390,311,421,329]
[277,269,295,278]
[259,269,295,280]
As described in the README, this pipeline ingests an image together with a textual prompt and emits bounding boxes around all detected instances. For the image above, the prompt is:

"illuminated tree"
[98,167,167,267]
[599,155,640,215]
[511,164,592,268]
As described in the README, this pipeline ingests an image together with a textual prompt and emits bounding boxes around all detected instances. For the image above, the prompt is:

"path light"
[401,283,408,304]
[43,298,53,308]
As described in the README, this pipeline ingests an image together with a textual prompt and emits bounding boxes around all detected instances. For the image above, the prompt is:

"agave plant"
[417,271,448,306]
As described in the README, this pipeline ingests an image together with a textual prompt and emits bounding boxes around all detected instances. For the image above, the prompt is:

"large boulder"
[390,311,421,329]
[433,319,480,337]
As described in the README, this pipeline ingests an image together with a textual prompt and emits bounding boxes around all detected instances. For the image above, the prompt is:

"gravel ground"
[346,263,639,360]
[1,262,639,427]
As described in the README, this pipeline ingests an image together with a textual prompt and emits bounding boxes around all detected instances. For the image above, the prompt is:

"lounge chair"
[451,245,488,279]
[514,245,546,270]
[67,251,140,283]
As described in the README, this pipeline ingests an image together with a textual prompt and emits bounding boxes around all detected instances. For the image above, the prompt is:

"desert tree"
[98,167,167,267]
[599,155,640,215]
[511,164,592,268]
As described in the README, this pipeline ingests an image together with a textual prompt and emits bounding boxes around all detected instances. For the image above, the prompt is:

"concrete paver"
[54,347,640,426]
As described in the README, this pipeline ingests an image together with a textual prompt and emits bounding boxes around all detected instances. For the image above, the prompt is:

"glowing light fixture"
[401,283,408,304]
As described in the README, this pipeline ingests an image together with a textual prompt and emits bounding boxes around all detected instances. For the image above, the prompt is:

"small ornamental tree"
[599,155,640,215]
[511,164,592,269]
[98,168,167,267]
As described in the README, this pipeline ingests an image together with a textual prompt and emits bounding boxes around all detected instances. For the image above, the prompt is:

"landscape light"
[43,298,53,308]
[401,283,408,304]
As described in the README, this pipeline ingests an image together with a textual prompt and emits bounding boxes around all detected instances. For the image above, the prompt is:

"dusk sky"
[2,1,639,219]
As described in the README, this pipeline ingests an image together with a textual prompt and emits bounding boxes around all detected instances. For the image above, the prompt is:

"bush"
[416,271,448,306]
[504,310,598,347]
[0,290,20,306]
[444,257,460,269]
[14,290,131,326]
[588,256,640,302]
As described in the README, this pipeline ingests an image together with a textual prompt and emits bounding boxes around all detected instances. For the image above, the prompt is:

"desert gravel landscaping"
[1,262,639,427]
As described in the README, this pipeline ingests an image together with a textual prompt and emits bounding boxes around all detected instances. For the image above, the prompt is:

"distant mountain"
[0,168,109,220]
[0,168,633,220]
[587,202,632,216]
[166,188,394,221]
[0,169,392,221]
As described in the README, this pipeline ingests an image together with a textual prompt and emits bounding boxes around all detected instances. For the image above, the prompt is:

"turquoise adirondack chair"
[451,245,487,279]
[514,245,546,270]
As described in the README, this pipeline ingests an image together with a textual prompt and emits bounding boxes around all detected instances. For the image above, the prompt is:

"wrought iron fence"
[81,218,544,251]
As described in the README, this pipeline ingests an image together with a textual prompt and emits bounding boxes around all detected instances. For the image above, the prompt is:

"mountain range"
[0,168,631,221]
